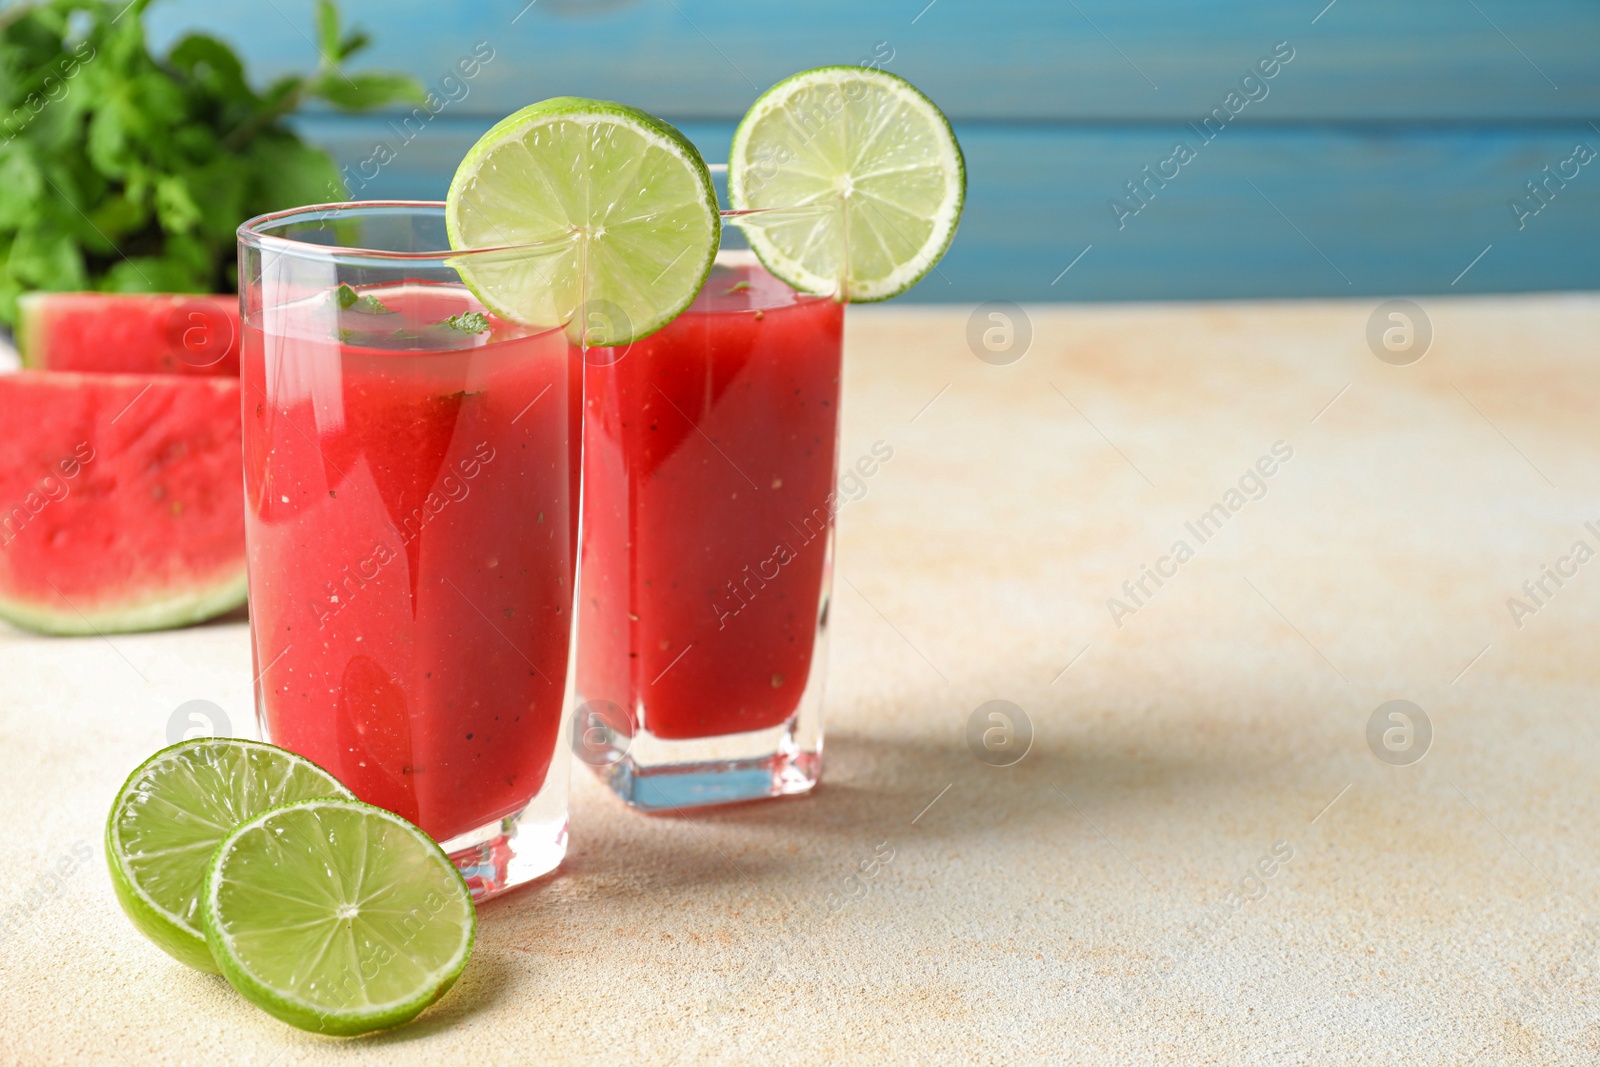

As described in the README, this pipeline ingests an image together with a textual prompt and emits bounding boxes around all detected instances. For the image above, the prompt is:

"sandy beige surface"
[3,294,1599,1065]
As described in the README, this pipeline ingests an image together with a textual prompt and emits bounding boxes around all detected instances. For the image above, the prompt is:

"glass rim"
[238,198,832,262]
[237,200,576,262]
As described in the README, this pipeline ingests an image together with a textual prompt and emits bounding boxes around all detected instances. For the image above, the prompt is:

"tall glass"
[237,203,582,899]
[576,206,844,810]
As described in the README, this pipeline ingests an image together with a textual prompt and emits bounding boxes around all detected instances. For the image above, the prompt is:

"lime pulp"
[201,798,476,1036]
[105,738,354,972]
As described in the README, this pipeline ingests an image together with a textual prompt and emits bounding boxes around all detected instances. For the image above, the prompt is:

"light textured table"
[3,295,1598,1065]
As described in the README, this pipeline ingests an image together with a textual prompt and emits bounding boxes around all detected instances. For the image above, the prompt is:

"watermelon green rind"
[15,290,43,369]
[0,570,247,636]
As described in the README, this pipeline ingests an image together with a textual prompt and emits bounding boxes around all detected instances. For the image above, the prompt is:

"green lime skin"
[105,738,354,972]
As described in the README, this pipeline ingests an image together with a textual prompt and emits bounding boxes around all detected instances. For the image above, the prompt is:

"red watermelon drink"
[576,246,844,809]
[238,203,583,899]
[575,60,966,810]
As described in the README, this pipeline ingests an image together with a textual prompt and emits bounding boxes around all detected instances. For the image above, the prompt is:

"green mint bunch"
[0,0,422,326]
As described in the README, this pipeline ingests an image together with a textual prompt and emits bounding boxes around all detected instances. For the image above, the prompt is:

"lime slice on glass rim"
[445,97,721,347]
[728,66,965,301]
[202,798,476,1037]
[104,738,354,973]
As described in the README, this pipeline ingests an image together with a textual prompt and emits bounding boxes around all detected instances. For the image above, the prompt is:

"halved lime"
[445,97,720,346]
[201,799,475,1036]
[728,66,965,301]
[105,738,354,972]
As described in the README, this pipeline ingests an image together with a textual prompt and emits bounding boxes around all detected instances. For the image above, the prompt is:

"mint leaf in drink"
[442,311,490,334]
[334,283,393,314]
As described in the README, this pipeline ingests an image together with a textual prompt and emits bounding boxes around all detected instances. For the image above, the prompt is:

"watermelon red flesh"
[0,372,246,634]
[17,293,240,377]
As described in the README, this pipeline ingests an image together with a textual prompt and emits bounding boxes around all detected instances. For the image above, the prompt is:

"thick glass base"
[575,540,833,812]
[257,684,575,904]
[440,803,568,902]
[587,715,820,812]
[441,711,575,901]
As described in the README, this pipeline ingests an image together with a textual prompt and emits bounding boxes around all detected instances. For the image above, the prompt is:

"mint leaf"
[315,1,341,62]
[9,227,87,290]
[168,35,256,108]
[248,134,342,212]
[334,283,393,314]
[443,311,490,334]
[0,0,421,327]
[154,175,201,234]
[103,253,206,293]
[308,71,424,112]
[0,147,44,230]
[337,29,371,60]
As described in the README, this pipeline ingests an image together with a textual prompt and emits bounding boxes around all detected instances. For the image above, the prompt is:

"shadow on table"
[529,684,1294,900]
[194,603,250,627]
[345,949,517,1046]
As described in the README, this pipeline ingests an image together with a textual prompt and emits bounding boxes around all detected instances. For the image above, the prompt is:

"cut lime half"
[202,799,475,1036]
[105,738,354,972]
[728,66,965,301]
[445,97,720,346]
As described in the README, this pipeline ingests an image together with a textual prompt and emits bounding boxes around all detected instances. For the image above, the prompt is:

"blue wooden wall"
[147,0,1600,303]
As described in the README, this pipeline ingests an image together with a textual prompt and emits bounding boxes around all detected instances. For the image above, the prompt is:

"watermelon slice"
[0,372,246,635]
[17,293,240,377]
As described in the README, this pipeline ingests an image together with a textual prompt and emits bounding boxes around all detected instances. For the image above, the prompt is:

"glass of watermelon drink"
[237,202,583,899]
[574,203,844,810]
